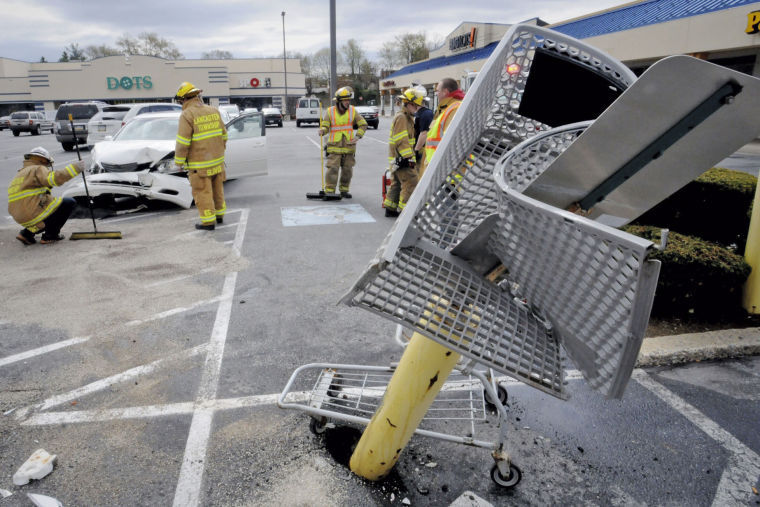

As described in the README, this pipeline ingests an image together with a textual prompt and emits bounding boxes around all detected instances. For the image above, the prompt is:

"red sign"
[250,78,260,87]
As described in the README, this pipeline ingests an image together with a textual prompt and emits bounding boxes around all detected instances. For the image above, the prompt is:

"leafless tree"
[202,50,233,59]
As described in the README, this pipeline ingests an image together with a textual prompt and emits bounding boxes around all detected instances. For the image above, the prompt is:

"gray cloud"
[1,0,625,62]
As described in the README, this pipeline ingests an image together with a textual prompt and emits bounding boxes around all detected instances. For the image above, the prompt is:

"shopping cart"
[277,355,519,487]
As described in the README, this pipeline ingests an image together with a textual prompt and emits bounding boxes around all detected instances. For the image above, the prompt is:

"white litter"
[424,462,437,468]
[0,488,11,498]
[26,493,63,507]
[402,498,411,505]
[12,449,57,486]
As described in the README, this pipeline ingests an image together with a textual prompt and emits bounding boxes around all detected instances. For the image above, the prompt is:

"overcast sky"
[2,0,627,63]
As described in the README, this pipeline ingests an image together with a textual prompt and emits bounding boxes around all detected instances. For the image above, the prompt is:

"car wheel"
[296,120,301,127]
[32,126,40,135]
[278,121,283,127]
[12,130,19,137]
[62,142,73,151]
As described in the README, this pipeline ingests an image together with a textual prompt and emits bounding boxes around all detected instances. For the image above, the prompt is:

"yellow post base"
[744,180,760,314]
[349,332,460,480]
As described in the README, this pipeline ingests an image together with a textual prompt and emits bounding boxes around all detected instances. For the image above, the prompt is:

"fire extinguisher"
[381,170,392,208]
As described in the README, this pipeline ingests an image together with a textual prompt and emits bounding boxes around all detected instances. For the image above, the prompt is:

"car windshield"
[56,104,99,120]
[115,117,178,141]
[10,112,28,119]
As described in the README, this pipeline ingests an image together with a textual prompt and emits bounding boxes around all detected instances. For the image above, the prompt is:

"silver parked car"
[10,111,54,136]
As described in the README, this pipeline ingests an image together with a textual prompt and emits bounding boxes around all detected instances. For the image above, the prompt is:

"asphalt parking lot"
[0,121,759,506]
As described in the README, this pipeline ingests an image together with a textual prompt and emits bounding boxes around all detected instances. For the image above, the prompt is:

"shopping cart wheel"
[491,463,521,488]
[485,383,509,407]
[309,416,328,435]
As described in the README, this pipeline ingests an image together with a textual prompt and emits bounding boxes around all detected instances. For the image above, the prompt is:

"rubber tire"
[491,463,521,488]
[484,383,508,407]
[278,121,283,127]
[62,142,73,152]
[309,417,327,435]
[12,130,19,137]
[32,125,40,135]
[296,120,301,127]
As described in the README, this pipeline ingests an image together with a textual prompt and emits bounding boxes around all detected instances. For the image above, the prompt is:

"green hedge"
[632,168,757,254]
[623,225,751,318]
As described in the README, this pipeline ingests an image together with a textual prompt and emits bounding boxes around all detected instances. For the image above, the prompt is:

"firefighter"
[174,81,228,230]
[318,87,368,198]
[8,147,83,245]
[423,78,465,176]
[383,88,421,217]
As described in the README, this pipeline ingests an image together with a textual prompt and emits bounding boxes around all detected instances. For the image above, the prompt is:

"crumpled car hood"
[92,140,174,166]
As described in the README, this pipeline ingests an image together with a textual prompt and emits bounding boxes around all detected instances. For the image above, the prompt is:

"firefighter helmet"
[175,81,202,100]
[401,86,425,106]
[24,146,54,164]
[334,87,354,101]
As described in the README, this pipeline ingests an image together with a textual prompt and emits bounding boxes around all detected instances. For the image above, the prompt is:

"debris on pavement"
[12,449,57,486]
[26,493,63,507]
[0,488,12,498]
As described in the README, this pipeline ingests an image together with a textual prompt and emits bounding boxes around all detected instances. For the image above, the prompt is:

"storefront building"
[380,0,760,113]
[0,54,306,116]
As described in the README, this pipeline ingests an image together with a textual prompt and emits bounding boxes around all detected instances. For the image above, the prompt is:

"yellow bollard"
[743,180,760,314]
[349,331,460,480]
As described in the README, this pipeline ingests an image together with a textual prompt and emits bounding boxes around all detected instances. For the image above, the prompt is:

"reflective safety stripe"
[176,134,191,146]
[339,185,350,192]
[191,129,224,141]
[215,204,226,217]
[383,198,397,209]
[174,156,186,165]
[21,197,61,229]
[326,146,354,154]
[186,156,225,169]
[8,187,48,203]
[398,146,413,158]
[425,101,460,164]
[64,163,79,178]
[328,106,355,143]
[398,200,407,210]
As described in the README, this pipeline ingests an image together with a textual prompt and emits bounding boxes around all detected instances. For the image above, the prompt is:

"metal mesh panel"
[400,25,635,254]
[496,122,591,193]
[489,186,659,398]
[348,245,565,397]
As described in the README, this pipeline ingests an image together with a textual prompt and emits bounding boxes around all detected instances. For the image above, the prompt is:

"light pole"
[281,11,289,118]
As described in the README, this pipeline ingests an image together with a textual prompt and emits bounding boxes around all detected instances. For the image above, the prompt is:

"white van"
[295,97,322,127]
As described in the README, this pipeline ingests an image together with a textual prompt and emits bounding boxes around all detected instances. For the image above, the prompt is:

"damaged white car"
[62,111,267,210]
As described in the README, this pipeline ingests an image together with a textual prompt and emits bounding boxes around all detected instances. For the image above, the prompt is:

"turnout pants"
[325,152,356,193]
[384,165,419,211]
[189,170,226,225]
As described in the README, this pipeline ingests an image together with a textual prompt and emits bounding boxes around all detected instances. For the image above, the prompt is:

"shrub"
[623,225,751,318]
[632,168,757,254]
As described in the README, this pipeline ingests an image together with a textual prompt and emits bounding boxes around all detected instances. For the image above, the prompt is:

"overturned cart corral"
[279,23,760,488]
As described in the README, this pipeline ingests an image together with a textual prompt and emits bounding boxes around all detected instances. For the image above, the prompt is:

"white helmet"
[24,146,54,164]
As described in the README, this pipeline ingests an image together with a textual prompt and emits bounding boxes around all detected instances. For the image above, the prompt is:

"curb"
[636,327,760,367]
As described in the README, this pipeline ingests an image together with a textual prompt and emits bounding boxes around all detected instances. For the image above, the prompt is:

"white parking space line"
[124,296,224,324]
[0,336,90,368]
[173,209,248,507]
[361,135,388,145]
[633,370,760,506]
[305,136,320,149]
[14,344,209,419]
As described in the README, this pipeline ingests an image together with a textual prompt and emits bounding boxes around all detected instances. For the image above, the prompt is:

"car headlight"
[89,161,101,173]
[155,159,175,173]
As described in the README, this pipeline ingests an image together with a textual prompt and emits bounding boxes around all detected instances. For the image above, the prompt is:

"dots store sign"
[106,76,153,90]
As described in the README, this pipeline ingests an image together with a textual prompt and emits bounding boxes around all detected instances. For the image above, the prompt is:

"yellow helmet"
[401,87,425,106]
[334,87,354,101]
[175,81,202,100]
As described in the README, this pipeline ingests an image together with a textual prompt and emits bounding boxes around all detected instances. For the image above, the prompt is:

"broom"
[306,102,342,201]
[68,114,122,240]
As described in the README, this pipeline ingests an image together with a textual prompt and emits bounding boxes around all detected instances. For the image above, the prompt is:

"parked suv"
[87,103,181,148]
[55,102,108,151]
[296,97,321,127]
[10,111,54,136]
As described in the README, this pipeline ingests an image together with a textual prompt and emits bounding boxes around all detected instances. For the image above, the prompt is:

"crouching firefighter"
[318,87,367,198]
[383,88,421,217]
[8,147,83,245]
[174,81,228,230]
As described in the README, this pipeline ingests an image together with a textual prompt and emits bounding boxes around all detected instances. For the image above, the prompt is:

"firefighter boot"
[16,229,36,246]
[40,233,65,244]
[195,223,215,231]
